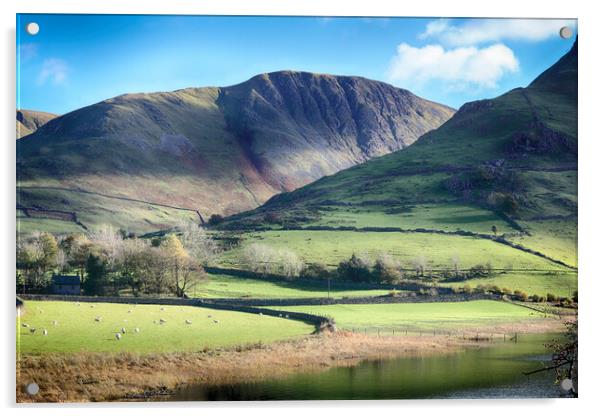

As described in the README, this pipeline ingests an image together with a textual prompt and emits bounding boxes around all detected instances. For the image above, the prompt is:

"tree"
[17,232,59,290]
[89,224,124,270]
[116,238,149,295]
[411,255,427,277]
[337,254,371,283]
[372,254,401,284]
[61,233,92,280]
[176,222,218,266]
[243,243,275,275]
[208,214,224,226]
[276,249,304,279]
[162,234,203,297]
[83,254,108,295]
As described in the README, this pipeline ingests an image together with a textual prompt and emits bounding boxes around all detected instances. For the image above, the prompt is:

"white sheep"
[128,310,132,314]
[42,329,48,336]
[185,319,192,325]
[52,320,58,326]
[134,328,140,333]
[95,316,102,322]
[213,320,219,324]
[159,318,167,324]
[21,323,29,328]
[115,333,122,340]
[121,327,126,334]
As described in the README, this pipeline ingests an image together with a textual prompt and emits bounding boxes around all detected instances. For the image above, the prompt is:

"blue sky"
[17,14,577,114]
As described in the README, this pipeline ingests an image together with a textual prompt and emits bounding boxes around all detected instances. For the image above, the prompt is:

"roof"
[52,275,81,285]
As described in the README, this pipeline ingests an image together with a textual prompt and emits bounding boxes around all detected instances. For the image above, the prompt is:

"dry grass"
[16,317,567,403]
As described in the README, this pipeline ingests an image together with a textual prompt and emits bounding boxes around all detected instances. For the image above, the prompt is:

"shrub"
[462,284,473,294]
[207,214,224,226]
[263,212,282,225]
[547,293,558,302]
[514,290,529,301]
[372,254,401,284]
[337,254,372,283]
[300,263,331,280]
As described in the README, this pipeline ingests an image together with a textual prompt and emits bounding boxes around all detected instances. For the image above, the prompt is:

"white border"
[2,1,601,415]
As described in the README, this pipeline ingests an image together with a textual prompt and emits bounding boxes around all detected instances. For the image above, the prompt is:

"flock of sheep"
[20,302,225,342]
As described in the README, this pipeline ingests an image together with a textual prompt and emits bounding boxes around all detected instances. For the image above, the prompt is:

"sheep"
[21,323,29,328]
[94,316,102,322]
[278,314,282,317]
[42,329,48,336]
[285,314,289,319]
[213,320,219,324]
[128,310,132,314]
[134,328,140,333]
[207,314,212,318]
[115,333,122,340]
[160,307,165,311]
[52,320,58,326]
[90,305,95,308]
[185,319,192,325]
[159,318,167,324]
[121,327,127,334]
[259,313,263,316]
[29,328,36,334]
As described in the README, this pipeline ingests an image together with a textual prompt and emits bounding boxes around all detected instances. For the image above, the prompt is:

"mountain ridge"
[17,71,454,232]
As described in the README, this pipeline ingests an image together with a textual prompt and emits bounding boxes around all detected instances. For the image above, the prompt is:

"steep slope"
[16,71,454,233]
[16,110,57,138]
[225,42,577,267]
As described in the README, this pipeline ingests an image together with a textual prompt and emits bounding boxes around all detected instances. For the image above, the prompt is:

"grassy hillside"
[215,42,577,297]
[16,72,453,234]
[16,109,57,139]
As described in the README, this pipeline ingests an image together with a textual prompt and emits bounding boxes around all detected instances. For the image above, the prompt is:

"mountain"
[225,42,577,267]
[16,110,57,139]
[16,71,454,233]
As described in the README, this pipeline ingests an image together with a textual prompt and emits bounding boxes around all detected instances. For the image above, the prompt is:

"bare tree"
[176,221,219,266]
[89,224,124,270]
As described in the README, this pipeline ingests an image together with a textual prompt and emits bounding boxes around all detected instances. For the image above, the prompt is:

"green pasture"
[17,301,312,354]
[219,230,570,271]
[192,273,392,299]
[276,300,547,332]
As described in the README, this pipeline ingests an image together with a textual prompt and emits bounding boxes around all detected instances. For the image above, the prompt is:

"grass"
[17,301,312,354]
[17,217,86,235]
[440,271,577,298]
[192,273,392,299]
[219,230,569,271]
[305,203,514,235]
[275,300,549,332]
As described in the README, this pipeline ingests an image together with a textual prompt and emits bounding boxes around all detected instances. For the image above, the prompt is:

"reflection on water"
[170,334,571,401]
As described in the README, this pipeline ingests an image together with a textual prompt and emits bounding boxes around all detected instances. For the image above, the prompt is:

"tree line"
[16,223,218,297]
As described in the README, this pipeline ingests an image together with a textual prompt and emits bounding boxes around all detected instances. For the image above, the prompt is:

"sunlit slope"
[223,42,577,268]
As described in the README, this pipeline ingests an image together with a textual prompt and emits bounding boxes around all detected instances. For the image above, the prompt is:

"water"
[169,333,571,401]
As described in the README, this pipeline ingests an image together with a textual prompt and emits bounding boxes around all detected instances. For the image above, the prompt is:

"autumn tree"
[162,234,204,297]
[176,221,218,266]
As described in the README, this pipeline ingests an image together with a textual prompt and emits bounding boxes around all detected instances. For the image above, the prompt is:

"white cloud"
[37,58,69,85]
[387,43,519,90]
[419,18,577,46]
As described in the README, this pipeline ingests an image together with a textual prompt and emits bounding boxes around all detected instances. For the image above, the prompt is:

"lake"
[168,333,572,401]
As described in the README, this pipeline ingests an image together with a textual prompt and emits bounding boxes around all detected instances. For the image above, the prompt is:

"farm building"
[51,275,81,295]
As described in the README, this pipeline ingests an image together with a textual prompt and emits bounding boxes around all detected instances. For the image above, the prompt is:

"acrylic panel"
[16,14,578,402]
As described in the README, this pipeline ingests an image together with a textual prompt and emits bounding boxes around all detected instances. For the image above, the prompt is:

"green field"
[220,230,569,271]
[193,274,392,299]
[17,301,312,354]
[440,271,577,298]
[304,203,515,235]
[276,300,547,332]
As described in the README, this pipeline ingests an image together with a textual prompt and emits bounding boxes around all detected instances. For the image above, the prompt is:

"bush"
[208,214,224,226]
[300,263,331,280]
[462,284,473,294]
[514,290,529,301]
[547,293,558,302]
[263,212,282,225]
[337,254,372,283]
[372,255,401,284]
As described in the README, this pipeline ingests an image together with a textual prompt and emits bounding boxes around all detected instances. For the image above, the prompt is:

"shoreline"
[16,317,567,403]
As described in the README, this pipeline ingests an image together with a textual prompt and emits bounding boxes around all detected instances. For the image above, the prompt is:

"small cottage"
[52,275,81,295]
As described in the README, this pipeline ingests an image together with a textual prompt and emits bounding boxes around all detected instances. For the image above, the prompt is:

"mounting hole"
[559,26,573,39]
[25,382,39,395]
[560,378,573,392]
[26,22,40,36]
